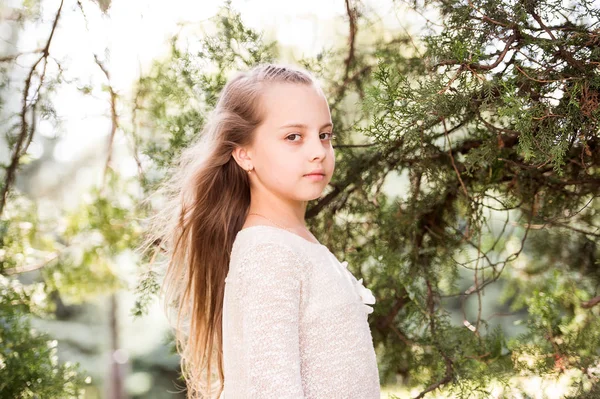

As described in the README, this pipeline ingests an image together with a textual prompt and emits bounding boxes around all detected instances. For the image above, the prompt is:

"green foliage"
[1,242,89,397]
[361,0,600,396]
[0,298,88,398]
[0,165,143,395]
[131,267,161,318]
[135,2,277,174]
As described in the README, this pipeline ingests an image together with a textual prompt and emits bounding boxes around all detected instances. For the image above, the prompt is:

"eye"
[321,132,335,140]
[285,133,301,142]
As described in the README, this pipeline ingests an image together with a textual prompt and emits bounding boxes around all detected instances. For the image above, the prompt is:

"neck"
[247,197,308,229]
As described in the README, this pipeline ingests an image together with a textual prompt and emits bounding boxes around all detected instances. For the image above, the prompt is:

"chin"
[307,191,326,201]
[293,190,321,201]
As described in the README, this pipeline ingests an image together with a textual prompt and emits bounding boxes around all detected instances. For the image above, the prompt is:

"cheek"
[265,155,298,185]
[328,148,335,169]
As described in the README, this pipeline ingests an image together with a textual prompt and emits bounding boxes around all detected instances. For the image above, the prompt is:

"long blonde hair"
[139,63,319,398]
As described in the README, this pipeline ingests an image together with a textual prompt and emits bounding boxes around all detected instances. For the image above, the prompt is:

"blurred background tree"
[0,0,598,398]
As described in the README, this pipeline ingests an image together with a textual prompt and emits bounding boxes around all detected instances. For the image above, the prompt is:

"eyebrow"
[279,122,334,130]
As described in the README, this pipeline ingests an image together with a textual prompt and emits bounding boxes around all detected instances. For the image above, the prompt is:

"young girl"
[144,63,380,398]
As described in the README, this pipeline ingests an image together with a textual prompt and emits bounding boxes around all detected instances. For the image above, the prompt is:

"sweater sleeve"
[236,242,304,398]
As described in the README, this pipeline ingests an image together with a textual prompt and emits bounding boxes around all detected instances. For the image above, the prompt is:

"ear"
[231,145,253,171]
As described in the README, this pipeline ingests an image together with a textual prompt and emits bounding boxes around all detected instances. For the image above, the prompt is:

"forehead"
[258,82,331,128]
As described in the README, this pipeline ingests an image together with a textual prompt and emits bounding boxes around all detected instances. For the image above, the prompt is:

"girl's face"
[247,82,335,202]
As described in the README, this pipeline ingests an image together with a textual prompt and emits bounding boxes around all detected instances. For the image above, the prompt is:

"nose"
[307,133,327,161]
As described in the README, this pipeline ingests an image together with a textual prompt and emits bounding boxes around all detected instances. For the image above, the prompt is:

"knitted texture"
[221,225,380,398]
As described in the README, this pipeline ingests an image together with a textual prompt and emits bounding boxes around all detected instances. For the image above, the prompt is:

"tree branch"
[0,48,45,63]
[582,296,600,309]
[0,0,64,218]
[433,32,518,71]
[94,54,119,191]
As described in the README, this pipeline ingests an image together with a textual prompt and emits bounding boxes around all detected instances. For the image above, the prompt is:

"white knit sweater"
[221,225,380,398]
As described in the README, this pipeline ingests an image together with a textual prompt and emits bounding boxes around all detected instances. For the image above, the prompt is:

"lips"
[305,170,325,176]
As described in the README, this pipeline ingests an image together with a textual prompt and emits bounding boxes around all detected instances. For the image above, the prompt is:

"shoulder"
[236,240,301,269]
[231,226,303,259]
[230,227,308,276]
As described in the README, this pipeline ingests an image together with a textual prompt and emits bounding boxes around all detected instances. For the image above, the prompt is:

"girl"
[142,63,380,398]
